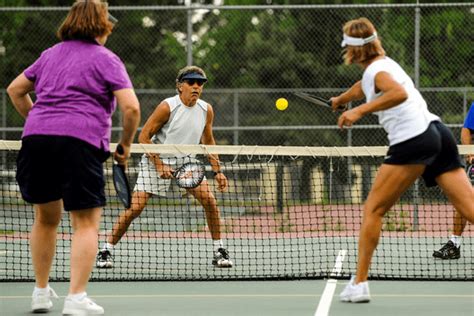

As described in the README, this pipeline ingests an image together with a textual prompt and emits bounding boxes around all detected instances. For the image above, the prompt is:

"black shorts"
[16,135,110,211]
[384,121,463,187]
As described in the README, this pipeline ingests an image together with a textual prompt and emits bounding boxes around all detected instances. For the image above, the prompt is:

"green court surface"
[1,280,473,315]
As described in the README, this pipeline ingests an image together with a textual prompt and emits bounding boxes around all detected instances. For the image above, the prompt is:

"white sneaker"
[62,294,104,315]
[340,276,371,303]
[32,286,59,313]
[212,248,233,268]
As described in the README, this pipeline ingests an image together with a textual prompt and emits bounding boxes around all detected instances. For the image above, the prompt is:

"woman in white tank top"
[331,18,474,303]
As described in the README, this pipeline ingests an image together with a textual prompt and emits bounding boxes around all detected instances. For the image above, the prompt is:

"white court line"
[0,294,320,299]
[1,293,473,300]
[314,249,346,316]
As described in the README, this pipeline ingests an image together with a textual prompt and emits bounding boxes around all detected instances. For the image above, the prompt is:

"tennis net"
[0,140,472,281]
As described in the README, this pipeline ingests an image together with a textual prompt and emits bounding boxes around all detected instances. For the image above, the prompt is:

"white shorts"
[133,155,206,196]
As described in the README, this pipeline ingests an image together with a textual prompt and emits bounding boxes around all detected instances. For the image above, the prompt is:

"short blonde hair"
[342,18,385,65]
[57,0,113,41]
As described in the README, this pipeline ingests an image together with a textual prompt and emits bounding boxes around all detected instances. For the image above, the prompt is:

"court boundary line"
[314,249,346,316]
[2,293,473,300]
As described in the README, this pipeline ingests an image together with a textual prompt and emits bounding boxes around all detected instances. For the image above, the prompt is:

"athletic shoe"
[96,249,113,268]
[32,286,59,313]
[432,241,461,259]
[212,248,233,268]
[340,277,371,303]
[62,295,104,315]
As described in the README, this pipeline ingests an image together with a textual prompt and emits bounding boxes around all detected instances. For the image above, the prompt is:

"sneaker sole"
[432,254,460,260]
[351,295,371,303]
[215,263,233,268]
[63,310,104,315]
[213,260,233,268]
[33,307,52,313]
[340,295,370,303]
[32,302,53,313]
[96,262,113,269]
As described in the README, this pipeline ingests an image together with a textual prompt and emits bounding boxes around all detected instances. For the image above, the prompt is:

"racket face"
[113,164,131,208]
[174,162,205,189]
[294,92,332,108]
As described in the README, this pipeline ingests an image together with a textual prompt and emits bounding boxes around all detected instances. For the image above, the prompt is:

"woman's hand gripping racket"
[293,92,347,111]
[173,162,205,189]
[112,144,131,208]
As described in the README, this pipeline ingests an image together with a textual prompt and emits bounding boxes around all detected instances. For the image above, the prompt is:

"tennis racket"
[112,144,131,208]
[293,92,347,111]
[173,162,205,189]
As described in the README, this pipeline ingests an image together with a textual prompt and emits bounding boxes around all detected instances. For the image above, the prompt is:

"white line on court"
[2,293,473,300]
[0,294,321,299]
[314,249,346,316]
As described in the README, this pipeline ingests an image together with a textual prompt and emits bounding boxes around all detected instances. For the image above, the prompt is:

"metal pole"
[186,1,193,66]
[412,5,421,231]
[2,90,6,139]
[233,92,239,145]
[2,90,6,167]
[276,162,284,213]
[414,6,421,88]
[463,90,467,118]
[347,102,353,202]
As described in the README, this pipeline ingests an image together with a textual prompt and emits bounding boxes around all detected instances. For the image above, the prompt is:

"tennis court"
[2,280,473,315]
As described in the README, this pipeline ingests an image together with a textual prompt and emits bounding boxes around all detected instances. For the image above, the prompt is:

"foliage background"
[1,1,473,146]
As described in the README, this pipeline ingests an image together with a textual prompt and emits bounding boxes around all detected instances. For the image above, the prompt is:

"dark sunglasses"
[183,79,205,86]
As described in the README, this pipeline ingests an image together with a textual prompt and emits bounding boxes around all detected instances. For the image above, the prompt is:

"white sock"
[450,235,461,247]
[102,242,114,251]
[213,240,223,252]
[33,285,50,295]
[67,292,87,301]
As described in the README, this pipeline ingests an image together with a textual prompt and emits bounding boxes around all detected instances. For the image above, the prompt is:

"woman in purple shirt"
[7,1,140,314]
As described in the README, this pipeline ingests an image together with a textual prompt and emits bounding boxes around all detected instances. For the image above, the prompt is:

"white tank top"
[362,57,439,145]
[150,95,208,161]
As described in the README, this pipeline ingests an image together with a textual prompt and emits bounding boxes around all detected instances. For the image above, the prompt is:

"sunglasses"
[183,79,205,86]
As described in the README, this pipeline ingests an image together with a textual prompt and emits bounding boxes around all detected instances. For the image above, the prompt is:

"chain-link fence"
[1,3,473,146]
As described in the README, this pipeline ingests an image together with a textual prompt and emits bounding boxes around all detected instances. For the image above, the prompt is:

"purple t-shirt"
[23,39,133,150]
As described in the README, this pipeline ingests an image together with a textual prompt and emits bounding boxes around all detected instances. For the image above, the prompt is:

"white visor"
[341,32,377,47]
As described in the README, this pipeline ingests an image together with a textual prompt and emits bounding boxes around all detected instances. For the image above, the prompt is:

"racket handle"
[116,144,124,155]
[115,144,126,170]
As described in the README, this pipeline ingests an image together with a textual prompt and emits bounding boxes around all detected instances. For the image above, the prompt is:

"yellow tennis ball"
[276,98,288,111]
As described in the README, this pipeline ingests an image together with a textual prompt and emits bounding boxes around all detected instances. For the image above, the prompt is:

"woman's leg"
[31,200,62,288]
[188,181,221,240]
[69,207,102,294]
[355,164,425,283]
[108,191,152,245]
[453,211,467,236]
[436,168,474,223]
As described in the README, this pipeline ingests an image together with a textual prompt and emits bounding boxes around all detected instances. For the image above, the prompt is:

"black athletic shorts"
[384,121,463,187]
[16,135,110,211]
